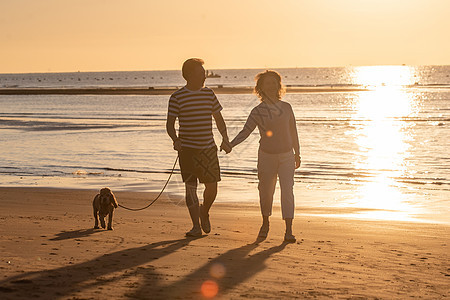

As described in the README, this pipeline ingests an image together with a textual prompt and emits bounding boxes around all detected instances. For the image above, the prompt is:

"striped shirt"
[168,86,222,149]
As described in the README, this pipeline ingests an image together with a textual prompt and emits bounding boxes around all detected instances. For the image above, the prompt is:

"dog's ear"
[100,187,110,195]
[109,192,118,208]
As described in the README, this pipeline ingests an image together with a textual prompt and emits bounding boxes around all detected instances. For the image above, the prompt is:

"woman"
[230,70,301,242]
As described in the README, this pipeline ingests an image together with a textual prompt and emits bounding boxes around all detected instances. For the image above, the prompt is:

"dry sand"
[0,187,448,299]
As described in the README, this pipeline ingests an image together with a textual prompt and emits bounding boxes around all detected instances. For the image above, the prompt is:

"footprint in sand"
[0,286,16,293]
[11,279,33,284]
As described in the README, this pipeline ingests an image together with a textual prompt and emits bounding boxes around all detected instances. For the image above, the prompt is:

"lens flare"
[201,280,219,298]
[266,130,273,137]
[210,263,226,279]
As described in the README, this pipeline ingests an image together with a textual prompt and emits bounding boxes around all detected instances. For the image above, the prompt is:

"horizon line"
[1,64,449,75]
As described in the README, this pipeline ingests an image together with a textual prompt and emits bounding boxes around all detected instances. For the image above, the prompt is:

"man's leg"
[199,181,217,233]
[185,178,201,232]
[203,182,217,212]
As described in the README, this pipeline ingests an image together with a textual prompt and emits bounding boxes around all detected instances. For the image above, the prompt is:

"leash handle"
[118,155,178,211]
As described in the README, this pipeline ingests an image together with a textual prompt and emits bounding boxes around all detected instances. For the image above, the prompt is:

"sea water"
[1,66,449,223]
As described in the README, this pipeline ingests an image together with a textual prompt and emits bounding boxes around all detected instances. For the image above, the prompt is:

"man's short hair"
[182,58,204,81]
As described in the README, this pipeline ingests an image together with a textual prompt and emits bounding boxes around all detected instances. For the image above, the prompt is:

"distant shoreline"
[0,86,370,95]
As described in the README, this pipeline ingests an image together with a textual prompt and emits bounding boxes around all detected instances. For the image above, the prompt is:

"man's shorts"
[179,146,221,183]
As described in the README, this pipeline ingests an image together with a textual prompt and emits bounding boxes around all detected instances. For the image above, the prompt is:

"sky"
[1,0,449,73]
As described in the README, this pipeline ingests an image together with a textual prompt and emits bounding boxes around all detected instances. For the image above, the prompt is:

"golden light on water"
[348,66,420,221]
[352,65,415,87]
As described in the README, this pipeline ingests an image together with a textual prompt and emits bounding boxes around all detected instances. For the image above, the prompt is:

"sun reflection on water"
[352,65,416,87]
[347,66,421,221]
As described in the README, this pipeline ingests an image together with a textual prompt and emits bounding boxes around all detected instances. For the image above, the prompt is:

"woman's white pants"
[257,149,295,219]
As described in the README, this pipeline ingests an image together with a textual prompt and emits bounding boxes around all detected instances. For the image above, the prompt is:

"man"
[166,58,231,237]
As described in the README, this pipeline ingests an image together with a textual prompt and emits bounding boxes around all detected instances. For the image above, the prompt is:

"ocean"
[1,65,449,224]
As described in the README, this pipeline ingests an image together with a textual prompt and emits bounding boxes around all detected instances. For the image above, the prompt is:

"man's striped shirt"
[168,86,222,149]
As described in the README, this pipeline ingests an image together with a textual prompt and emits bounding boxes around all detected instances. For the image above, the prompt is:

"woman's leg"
[257,150,277,238]
[257,150,278,218]
[257,215,270,238]
[278,151,295,220]
[278,151,296,242]
[284,218,293,235]
[283,218,295,242]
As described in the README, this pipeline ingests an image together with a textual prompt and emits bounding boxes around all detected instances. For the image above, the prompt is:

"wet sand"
[0,187,448,299]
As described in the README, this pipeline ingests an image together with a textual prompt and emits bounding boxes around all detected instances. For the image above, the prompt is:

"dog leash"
[118,155,178,211]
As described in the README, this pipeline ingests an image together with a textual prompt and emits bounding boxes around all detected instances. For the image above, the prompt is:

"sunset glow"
[0,0,449,298]
[1,0,449,72]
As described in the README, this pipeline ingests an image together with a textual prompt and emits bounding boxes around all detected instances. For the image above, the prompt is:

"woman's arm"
[289,106,301,168]
[230,111,257,148]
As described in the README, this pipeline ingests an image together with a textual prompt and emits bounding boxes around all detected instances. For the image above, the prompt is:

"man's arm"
[166,115,181,151]
[212,111,231,153]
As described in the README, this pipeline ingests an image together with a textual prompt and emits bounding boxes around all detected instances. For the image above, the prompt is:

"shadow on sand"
[131,239,289,298]
[0,236,289,299]
[0,237,200,298]
[49,228,99,241]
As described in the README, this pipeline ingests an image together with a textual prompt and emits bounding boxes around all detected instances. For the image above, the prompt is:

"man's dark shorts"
[179,146,221,183]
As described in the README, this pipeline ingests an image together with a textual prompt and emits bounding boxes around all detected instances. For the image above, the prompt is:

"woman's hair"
[254,70,286,101]
[182,58,204,81]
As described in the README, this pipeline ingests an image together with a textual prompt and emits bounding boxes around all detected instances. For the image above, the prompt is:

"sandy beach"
[0,187,448,299]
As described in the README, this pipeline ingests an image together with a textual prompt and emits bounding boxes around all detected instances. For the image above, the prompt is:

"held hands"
[220,139,232,154]
[174,137,232,153]
[295,154,301,169]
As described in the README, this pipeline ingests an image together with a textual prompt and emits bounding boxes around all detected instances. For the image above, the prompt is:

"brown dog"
[93,187,118,230]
